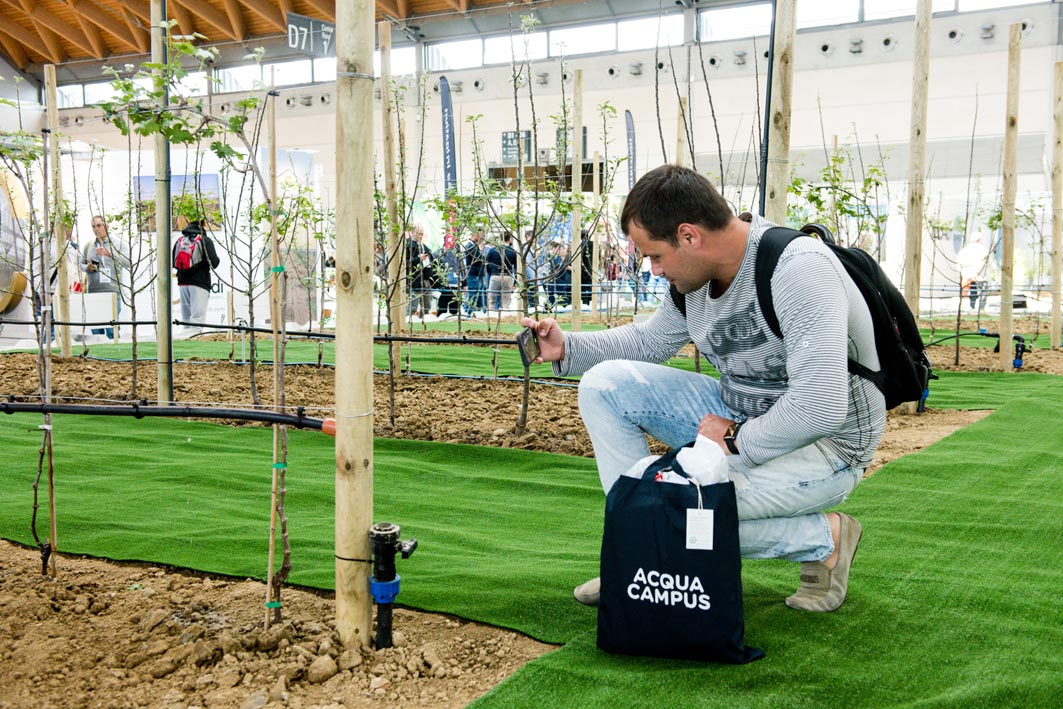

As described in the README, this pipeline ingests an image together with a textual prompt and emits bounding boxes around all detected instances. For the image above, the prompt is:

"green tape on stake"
[270,265,285,273]
[273,462,287,469]
[265,601,281,608]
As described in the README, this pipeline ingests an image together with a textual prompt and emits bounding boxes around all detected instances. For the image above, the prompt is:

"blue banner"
[625,109,636,192]
[439,76,457,194]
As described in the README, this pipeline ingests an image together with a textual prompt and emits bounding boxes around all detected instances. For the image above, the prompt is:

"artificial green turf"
[1,389,1061,705]
[473,396,1063,707]
[925,370,1063,409]
[0,416,602,641]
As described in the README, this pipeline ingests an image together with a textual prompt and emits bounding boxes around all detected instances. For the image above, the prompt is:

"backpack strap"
[668,225,802,323]
[754,227,805,339]
[669,283,686,317]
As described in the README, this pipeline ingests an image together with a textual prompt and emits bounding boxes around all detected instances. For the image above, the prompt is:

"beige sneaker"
[573,577,601,606]
[786,513,862,612]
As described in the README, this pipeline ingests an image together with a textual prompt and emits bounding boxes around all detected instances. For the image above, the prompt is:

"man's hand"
[520,316,565,364]
[698,413,735,452]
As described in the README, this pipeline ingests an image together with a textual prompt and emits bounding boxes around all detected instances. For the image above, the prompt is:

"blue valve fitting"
[371,575,401,605]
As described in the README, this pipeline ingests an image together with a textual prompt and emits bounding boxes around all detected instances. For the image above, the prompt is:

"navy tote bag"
[597,446,763,663]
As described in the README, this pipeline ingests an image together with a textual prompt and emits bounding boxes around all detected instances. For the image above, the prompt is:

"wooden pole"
[590,150,600,318]
[265,69,281,629]
[675,96,688,168]
[904,0,932,315]
[380,22,403,368]
[43,65,71,357]
[999,22,1022,370]
[151,0,173,404]
[335,0,376,650]
[571,69,583,331]
[1051,61,1063,350]
[764,0,795,225]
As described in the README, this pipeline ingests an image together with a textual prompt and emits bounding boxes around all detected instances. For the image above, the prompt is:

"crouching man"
[523,165,885,612]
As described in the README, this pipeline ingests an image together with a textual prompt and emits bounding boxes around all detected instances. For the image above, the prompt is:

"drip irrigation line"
[21,351,582,389]
[391,370,580,388]
[176,320,521,346]
[1,400,326,430]
[5,319,521,347]
[925,331,1002,347]
[1,319,157,327]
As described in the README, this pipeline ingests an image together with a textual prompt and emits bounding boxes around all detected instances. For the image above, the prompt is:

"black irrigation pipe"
[1,319,157,327]
[1,400,327,430]
[4,319,522,347]
[925,331,1004,347]
[67,353,582,389]
[175,320,521,346]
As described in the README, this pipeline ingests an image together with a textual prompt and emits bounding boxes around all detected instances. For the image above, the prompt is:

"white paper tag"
[686,508,714,550]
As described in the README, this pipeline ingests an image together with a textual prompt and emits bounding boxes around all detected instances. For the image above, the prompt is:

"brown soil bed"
[0,340,1053,708]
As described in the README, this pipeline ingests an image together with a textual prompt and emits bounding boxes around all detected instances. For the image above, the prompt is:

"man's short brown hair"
[620,165,732,247]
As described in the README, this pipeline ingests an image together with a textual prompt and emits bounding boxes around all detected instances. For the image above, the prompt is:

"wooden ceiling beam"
[396,0,409,19]
[0,30,29,69]
[171,0,238,41]
[170,2,195,37]
[117,4,150,52]
[375,0,402,21]
[301,0,335,23]
[220,0,247,40]
[119,0,150,25]
[7,0,95,57]
[71,0,146,54]
[236,0,285,33]
[0,8,58,63]
[66,1,108,58]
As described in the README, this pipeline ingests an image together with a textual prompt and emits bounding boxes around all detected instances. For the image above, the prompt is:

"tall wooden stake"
[675,96,688,168]
[152,0,173,404]
[571,69,584,331]
[904,0,932,314]
[764,0,795,225]
[380,22,403,368]
[590,150,600,318]
[43,65,71,357]
[335,0,376,650]
[1051,61,1063,351]
[999,22,1022,370]
[265,70,281,629]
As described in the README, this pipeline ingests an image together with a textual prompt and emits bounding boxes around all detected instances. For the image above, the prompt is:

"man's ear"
[677,223,701,248]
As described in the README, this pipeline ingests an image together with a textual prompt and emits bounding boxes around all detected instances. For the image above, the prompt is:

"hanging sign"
[502,131,532,164]
[286,12,335,58]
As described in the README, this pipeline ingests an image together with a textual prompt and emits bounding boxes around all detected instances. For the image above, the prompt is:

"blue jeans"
[465,275,486,312]
[578,360,862,563]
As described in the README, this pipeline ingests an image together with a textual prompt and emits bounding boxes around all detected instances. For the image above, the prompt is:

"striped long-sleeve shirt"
[555,215,886,469]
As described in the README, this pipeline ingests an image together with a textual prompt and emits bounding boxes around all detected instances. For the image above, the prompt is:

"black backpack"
[670,224,934,410]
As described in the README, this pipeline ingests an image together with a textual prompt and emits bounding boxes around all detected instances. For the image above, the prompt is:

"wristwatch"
[723,421,742,455]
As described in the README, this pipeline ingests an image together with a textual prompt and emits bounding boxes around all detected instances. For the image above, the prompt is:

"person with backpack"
[172,221,221,335]
[524,165,892,614]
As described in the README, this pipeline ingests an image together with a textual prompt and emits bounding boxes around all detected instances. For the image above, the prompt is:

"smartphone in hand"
[516,326,539,367]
